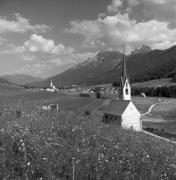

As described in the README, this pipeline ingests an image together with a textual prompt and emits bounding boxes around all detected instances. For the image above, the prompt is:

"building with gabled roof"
[103,49,142,131]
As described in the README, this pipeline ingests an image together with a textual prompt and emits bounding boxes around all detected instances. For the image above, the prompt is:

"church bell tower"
[120,50,131,100]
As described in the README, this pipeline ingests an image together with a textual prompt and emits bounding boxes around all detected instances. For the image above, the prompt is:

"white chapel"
[103,51,142,131]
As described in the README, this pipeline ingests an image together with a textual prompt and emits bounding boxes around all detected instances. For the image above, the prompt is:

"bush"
[95,91,101,99]
[79,93,90,98]
[84,110,90,115]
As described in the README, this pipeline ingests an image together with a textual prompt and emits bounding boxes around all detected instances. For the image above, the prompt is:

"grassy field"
[141,98,176,140]
[0,85,176,179]
[1,100,176,179]
[132,96,160,114]
[148,99,176,118]
[0,83,28,96]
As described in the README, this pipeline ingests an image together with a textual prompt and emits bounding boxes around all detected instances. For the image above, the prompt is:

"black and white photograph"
[0,0,176,179]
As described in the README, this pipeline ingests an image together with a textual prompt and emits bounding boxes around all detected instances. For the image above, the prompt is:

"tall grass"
[0,99,176,179]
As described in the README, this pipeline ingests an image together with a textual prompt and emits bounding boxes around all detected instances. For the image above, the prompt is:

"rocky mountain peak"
[131,45,151,55]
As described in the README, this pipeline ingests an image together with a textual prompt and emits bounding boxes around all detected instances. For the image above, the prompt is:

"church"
[103,52,142,131]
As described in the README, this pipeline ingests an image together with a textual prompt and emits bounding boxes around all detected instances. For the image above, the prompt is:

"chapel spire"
[120,48,131,100]
[122,48,127,79]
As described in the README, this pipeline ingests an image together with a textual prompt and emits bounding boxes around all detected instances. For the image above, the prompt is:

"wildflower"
[146,154,150,158]
[42,157,47,161]
[114,144,119,149]
[105,159,108,163]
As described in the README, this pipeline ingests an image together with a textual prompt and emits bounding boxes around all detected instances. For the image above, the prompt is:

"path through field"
[141,100,163,116]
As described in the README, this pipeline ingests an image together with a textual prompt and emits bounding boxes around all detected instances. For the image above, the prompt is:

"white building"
[103,100,141,131]
[46,80,58,92]
[103,50,142,131]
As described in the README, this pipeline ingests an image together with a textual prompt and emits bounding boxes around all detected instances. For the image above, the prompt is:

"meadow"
[0,85,176,179]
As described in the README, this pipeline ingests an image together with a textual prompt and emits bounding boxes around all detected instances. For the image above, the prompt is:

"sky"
[0,0,175,78]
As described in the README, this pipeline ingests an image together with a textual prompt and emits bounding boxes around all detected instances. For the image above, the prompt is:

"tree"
[112,82,120,88]
[95,91,101,99]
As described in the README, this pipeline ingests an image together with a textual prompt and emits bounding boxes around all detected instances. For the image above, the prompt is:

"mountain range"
[29,45,176,88]
[131,45,151,55]
[1,74,45,85]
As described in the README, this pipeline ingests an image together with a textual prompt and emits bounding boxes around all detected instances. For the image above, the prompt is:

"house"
[103,49,142,131]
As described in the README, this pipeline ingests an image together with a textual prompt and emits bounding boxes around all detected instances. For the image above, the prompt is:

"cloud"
[66,13,176,53]
[24,34,74,55]
[0,13,50,34]
[1,34,96,76]
[127,0,176,28]
[0,36,6,46]
[105,0,176,28]
[128,0,140,6]
[66,0,176,52]
[107,0,123,13]
[66,20,101,44]
[1,34,76,59]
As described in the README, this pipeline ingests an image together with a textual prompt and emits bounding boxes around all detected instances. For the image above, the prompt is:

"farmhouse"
[103,51,142,131]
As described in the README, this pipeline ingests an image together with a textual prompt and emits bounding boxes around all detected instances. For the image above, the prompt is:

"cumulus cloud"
[65,0,176,52]
[128,0,140,6]
[1,33,96,76]
[66,20,101,44]
[0,13,50,34]
[66,13,176,53]
[105,0,176,28]
[127,0,176,28]
[24,34,74,55]
[107,0,123,13]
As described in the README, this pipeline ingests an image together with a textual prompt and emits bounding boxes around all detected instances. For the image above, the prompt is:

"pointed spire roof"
[122,48,127,79]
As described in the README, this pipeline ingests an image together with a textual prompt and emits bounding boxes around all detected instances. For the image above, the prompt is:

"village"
[41,79,119,96]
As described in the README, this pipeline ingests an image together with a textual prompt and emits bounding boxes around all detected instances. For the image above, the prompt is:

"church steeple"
[120,48,131,100]
[122,49,127,79]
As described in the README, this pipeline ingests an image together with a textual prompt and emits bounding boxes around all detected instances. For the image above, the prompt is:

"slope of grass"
[0,101,176,179]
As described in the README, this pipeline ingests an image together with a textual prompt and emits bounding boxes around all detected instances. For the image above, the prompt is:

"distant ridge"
[0,77,10,84]
[29,45,176,87]
[2,74,45,85]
